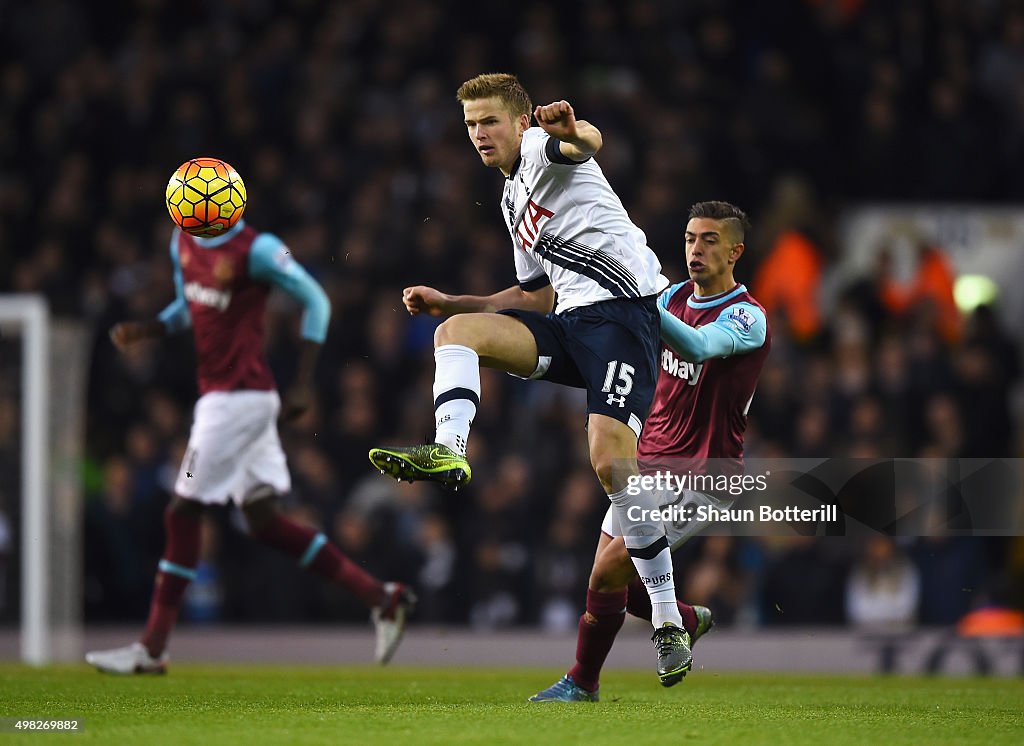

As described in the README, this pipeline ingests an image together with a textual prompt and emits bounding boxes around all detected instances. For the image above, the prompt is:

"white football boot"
[372,582,416,665]
[85,642,168,674]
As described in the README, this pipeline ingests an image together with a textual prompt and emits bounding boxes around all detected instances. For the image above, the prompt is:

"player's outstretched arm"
[659,302,767,363]
[247,234,331,422]
[533,100,602,161]
[403,284,554,316]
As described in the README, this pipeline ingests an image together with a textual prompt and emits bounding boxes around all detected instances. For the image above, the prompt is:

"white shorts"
[601,489,733,551]
[175,390,290,505]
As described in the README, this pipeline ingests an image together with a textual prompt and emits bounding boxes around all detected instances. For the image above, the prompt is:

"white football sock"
[653,601,683,629]
[608,485,683,629]
[432,344,480,456]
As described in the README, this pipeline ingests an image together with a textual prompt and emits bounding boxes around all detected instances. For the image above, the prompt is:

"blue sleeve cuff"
[158,300,190,334]
[249,234,331,343]
[544,136,590,165]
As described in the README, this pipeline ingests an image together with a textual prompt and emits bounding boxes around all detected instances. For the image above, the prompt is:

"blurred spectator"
[0,0,1019,630]
[680,536,748,628]
[532,470,604,632]
[0,389,16,622]
[1006,537,1024,613]
[845,536,919,629]
[760,537,848,626]
[877,242,962,345]
[465,455,533,628]
[534,520,589,633]
[0,508,10,621]
[953,305,1021,458]
[751,175,826,344]
[412,511,457,623]
[912,537,990,626]
[83,456,161,621]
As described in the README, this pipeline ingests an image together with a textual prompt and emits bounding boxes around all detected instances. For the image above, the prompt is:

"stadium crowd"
[1,0,1023,631]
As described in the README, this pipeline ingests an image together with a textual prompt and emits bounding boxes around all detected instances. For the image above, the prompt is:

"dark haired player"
[86,219,414,673]
[531,201,771,701]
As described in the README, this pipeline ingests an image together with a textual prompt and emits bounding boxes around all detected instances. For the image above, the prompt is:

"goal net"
[0,295,87,664]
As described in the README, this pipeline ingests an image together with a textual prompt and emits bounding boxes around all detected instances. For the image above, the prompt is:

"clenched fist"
[402,286,450,317]
[534,100,579,141]
[109,321,164,353]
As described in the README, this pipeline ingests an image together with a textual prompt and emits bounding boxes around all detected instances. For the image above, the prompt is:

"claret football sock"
[140,507,201,658]
[567,588,627,693]
[432,345,480,457]
[251,513,384,609]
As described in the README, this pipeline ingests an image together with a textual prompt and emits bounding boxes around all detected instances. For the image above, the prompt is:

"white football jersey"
[502,127,663,314]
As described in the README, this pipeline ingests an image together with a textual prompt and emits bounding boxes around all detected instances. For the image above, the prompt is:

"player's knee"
[590,454,618,493]
[590,565,631,592]
[588,564,615,592]
[435,315,492,352]
[434,316,468,348]
[589,542,633,592]
[589,423,637,493]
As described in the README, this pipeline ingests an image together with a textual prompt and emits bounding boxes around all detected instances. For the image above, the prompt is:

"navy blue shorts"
[499,296,660,437]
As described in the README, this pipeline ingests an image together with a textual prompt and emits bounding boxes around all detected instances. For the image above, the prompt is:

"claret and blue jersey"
[158,220,330,395]
[638,280,771,470]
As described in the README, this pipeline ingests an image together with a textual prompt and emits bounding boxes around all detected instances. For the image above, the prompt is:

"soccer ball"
[165,157,247,237]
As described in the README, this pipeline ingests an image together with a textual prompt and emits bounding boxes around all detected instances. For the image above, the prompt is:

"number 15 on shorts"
[601,360,634,408]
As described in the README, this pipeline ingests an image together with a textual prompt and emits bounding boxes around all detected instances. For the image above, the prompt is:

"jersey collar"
[687,283,745,309]
[192,220,246,248]
[506,155,522,180]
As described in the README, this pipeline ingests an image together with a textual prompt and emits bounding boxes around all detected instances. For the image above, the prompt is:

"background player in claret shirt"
[85,218,415,674]
[531,201,771,702]
[368,72,691,684]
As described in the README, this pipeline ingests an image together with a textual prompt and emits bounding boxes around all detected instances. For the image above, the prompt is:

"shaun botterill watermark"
[611,458,1024,537]
[625,468,837,527]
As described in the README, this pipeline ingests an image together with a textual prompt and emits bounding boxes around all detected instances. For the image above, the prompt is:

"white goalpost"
[0,295,50,664]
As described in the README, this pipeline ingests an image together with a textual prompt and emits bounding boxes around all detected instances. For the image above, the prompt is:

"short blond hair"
[456,73,532,119]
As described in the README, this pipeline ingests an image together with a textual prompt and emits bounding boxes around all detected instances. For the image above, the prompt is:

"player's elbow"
[569,121,602,158]
[695,341,722,363]
[578,122,603,155]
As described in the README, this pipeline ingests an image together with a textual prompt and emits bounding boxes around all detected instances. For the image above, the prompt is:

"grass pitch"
[1,665,1021,745]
